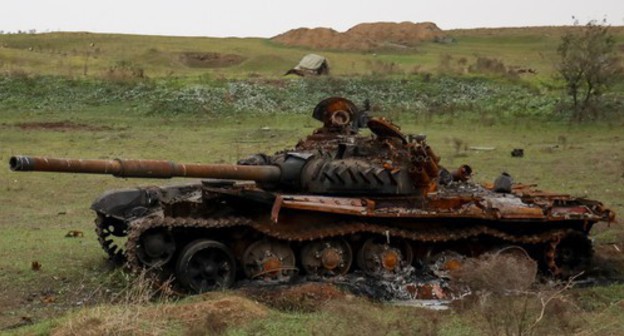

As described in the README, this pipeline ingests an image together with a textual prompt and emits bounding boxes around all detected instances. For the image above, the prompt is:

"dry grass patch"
[52,295,267,336]
[451,249,587,336]
[52,271,267,335]
[452,247,538,293]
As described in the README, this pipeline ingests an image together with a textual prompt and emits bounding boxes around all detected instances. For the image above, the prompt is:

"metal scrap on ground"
[285,54,329,76]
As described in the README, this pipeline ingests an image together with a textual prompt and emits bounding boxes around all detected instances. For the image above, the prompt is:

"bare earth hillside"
[272,21,446,50]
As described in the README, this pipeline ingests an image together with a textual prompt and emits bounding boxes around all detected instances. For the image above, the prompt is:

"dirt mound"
[51,295,267,336]
[179,52,246,68]
[241,282,346,312]
[273,27,377,51]
[165,296,268,333]
[272,21,445,51]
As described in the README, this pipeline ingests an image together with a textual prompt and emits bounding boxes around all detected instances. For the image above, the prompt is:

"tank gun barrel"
[9,156,282,183]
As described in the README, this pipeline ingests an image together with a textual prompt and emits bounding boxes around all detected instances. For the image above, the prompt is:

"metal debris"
[511,148,524,157]
[65,230,84,238]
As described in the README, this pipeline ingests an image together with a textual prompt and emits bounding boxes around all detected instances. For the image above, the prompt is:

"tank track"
[125,216,252,270]
[95,215,127,264]
[124,215,581,276]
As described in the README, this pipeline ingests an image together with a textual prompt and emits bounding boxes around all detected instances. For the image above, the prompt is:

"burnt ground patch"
[240,282,347,312]
[14,121,113,132]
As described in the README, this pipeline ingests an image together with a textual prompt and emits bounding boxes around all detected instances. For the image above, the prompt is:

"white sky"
[2,0,623,37]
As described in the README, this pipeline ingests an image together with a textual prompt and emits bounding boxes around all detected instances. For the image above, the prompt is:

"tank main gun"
[9,156,282,183]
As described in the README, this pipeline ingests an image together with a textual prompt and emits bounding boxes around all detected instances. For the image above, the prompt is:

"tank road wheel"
[136,229,176,268]
[357,237,413,275]
[176,240,237,293]
[243,240,296,281]
[429,251,466,278]
[95,214,128,264]
[301,239,353,276]
[546,232,593,277]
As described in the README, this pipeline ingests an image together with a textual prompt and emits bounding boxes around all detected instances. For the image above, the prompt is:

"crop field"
[1,27,624,335]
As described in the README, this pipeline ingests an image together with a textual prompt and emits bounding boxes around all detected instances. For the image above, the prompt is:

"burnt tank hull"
[10,97,614,294]
[93,176,609,294]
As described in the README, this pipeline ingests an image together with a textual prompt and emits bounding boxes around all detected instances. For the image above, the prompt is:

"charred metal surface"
[10,156,281,182]
[9,96,615,295]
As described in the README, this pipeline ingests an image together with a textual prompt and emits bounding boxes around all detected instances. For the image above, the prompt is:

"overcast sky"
[2,0,623,37]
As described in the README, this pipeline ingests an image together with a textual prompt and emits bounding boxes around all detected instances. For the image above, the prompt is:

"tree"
[556,21,623,121]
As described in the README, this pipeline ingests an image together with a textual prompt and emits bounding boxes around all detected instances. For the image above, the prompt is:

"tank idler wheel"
[357,237,412,275]
[95,214,128,264]
[136,229,176,267]
[243,240,296,281]
[301,239,353,276]
[546,232,592,278]
[176,239,237,293]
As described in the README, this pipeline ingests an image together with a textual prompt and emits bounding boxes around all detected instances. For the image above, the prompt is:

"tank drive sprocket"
[95,214,128,264]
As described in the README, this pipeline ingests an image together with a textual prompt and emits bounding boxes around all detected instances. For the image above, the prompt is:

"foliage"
[555,21,623,121]
[0,74,566,120]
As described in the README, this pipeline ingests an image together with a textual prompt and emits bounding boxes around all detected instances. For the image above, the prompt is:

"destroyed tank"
[9,97,614,293]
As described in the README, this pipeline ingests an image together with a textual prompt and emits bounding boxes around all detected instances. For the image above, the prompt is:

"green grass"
[2,75,599,120]
[1,100,624,333]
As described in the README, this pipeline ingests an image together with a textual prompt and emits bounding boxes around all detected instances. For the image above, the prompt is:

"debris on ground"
[238,266,472,311]
[31,261,41,271]
[237,249,541,310]
[285,54,330,76]
[65,230,84,238]
[511,148,524,157]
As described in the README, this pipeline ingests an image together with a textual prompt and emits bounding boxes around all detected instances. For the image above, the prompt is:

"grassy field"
[1,102,623,334]
[1,26,623,81]
[1,26,624,335]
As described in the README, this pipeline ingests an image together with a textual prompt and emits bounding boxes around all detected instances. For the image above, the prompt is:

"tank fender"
[90,187,158,220]
[91,182,203,220]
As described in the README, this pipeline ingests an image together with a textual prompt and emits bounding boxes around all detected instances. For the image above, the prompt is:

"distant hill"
[272,21,447,51]
[0,24,622,79]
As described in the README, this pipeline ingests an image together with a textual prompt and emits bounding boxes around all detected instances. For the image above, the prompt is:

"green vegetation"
[1,26,624,334]
[556,22,624,121]
[0,75,564,118]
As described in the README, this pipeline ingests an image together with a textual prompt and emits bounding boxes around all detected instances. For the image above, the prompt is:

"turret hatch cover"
[367,118,407,144]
